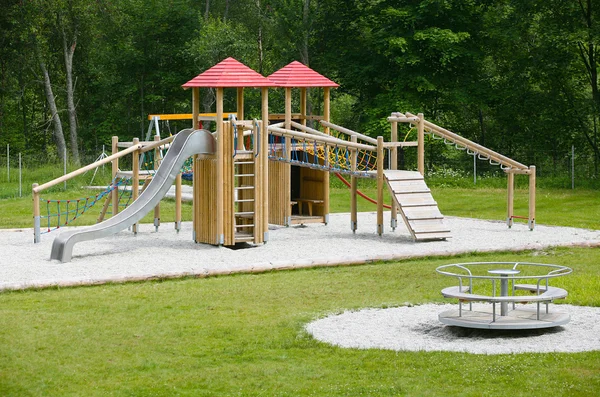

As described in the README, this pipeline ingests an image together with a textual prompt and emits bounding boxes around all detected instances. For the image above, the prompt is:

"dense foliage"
[1,0,599,179]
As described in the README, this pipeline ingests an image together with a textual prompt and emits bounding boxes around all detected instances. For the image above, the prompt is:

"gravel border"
[305,304,600,354]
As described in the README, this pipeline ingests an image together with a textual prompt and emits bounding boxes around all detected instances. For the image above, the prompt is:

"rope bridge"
[267,125,377,178]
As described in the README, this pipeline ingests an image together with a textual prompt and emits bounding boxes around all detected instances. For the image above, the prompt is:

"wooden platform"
[384,170,450,240]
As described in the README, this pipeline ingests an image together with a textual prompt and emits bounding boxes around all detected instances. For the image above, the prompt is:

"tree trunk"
[256,0,264,75]
[62,25,80,165]
[40,59,67,162]
[302,0,312,126]
[577,0,600,172]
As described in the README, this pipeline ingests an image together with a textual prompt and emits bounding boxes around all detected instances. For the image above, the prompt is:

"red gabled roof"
[267,61,339,88]
[182,57,272,88]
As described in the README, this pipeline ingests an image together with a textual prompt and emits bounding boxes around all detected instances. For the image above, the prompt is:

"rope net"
[40,177,132,234]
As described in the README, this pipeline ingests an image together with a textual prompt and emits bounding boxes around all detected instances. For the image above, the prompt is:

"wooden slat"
[408,219,450,233]
[402,206,444,220]
[414,232,452,240]
[383,170,424,181]
[394,193,438,206]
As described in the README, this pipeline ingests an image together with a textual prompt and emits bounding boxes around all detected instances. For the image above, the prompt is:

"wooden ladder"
[233,151,256,243]
[384,170,450,240]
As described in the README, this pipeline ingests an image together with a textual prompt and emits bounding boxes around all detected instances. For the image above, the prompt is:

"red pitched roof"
[182,57,272,88]
[267,61,339,88]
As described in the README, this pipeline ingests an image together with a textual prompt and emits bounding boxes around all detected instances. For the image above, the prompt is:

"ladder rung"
[235,186,255,190]
[235,161,254,165]
[235,224,254,228]
[235,199,255,203]
[235,211,254,216]
[235,174,255,177]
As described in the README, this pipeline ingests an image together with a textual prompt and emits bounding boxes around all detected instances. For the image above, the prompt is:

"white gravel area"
[0,212,598,291]
[306,304,600,354]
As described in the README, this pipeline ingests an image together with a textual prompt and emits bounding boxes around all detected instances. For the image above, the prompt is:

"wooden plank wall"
[194,155,218,244]
[268,160,289,225]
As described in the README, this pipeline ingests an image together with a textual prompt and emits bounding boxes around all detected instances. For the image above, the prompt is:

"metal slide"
[50,129,216,263]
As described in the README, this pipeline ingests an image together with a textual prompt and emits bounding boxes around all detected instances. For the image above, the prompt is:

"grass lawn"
[0,176,598,395]
[0,248,599,396]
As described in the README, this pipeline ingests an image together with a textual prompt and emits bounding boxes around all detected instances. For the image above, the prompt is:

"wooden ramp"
[384,170,450,240]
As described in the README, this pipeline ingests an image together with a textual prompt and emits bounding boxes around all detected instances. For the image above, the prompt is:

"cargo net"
[268,133,376,178]
[40,176,132,234]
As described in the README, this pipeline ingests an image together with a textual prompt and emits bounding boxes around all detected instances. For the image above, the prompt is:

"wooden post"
[33,183,41,243]
[300,88,307,126]
[216,87,224,244]
[192,88,200,129]
[153,134,160,231]
[132,137,140,234]
[351,135,358,232]
[252,120,261,242]
[323,87,331,224]
[377,136,384,236]
[237,87,244,121]
[507,171,514,228]
[237,87,245,151]
[262,87,269,242]
[111,136,119,217]
[390,119,398,230]
[284,87,292,226]
[175,173,182,232]
[529,165,536,230]
[97,194,112,223]
[417,112,425,176]
[192,87,200,241]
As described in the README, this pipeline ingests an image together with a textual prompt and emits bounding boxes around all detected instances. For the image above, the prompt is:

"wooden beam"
[507,172,514,228]
[417,112,425,176]
[377,136,384,236]
[351,135,358,233]
[132,137,140,234]
[324,87,331,222]
[262,88,269,242]
[320,120,377,145]
[112,136,119,217]
[216,87,224,244]
[237,87,244,121]
[390,120,398,230]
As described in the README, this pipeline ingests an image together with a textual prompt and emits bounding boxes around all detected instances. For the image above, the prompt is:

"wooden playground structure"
[33,57,537,252]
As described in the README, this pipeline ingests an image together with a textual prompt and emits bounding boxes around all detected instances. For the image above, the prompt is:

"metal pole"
[19,152,22,197]
[571,145,575,190]
[7,144,9,182]
[473,154,477,185]
[64,147,67,190]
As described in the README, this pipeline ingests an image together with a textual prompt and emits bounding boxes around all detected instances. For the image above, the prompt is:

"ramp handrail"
[394,112,529,171]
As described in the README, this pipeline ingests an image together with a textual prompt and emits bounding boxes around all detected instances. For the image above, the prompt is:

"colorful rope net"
[40,176,132,234]
[268,131,377,178]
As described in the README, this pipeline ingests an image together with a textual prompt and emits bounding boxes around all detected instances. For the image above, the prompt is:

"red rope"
[334,173,392,209]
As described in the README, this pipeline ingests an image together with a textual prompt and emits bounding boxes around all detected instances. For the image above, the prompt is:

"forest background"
[1,0,599,185]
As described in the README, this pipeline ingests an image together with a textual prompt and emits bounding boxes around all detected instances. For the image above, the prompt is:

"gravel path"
[1,213,598,291]
[306,304,600,354]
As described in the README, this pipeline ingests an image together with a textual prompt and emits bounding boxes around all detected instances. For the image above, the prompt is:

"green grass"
[0,248,599,396]
[0,173,599,395]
